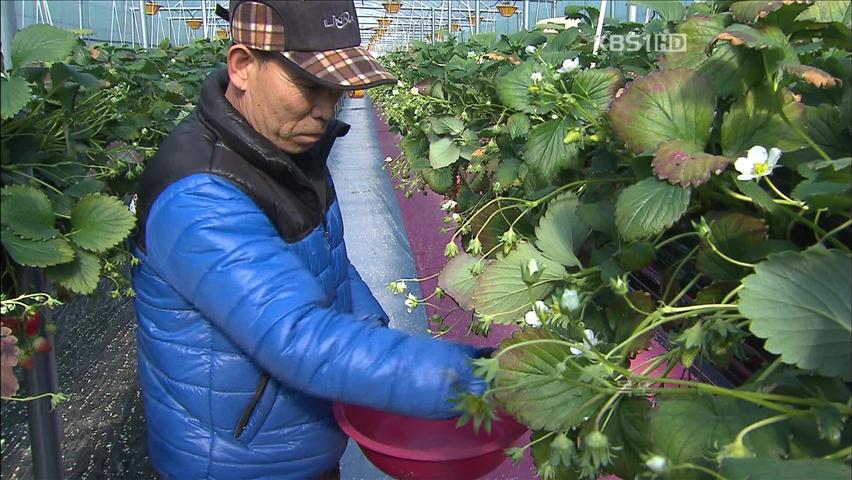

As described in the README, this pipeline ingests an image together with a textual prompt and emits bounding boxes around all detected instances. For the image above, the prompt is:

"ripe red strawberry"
[25,313,41,337]
[33,336,52,353]
[1,316,20,336]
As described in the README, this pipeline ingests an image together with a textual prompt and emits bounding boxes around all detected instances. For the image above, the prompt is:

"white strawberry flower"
[525,45,537,54]
[392,88,399,96]
[524,310,543,327]
[570,329,600,356]
[397,80,405,87]
[410,86,419,95]
[387,280,408,294]
[735,145,781,181]
[452,213,462,223]
[467,51,478,59]
[557,57,580,74]
[441,199,458,211]
[404,293,419,312]
[530,71,543,83]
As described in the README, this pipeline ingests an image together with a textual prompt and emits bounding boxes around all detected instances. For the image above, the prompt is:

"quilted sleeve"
[144,174,485,419]
[347,263,390,327]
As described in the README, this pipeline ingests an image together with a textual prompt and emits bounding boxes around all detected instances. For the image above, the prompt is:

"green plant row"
[374,1,851,479]
[1,24,227,393]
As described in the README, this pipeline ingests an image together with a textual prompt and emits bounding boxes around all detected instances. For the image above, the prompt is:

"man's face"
[242,56,342,154]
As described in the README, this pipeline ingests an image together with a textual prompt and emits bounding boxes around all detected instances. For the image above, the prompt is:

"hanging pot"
[382,1,402,14]
[216,28,229,40]
[144,2,161,15]
[186,19,202,30]
[496,2,518,17]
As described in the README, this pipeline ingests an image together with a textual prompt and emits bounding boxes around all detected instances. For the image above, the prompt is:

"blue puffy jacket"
[131,70,486,479]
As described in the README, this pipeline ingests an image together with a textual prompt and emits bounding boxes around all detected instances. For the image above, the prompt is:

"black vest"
[135,69,350,251]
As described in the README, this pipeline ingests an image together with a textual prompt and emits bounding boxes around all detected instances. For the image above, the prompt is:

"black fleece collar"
[196,69,350,189]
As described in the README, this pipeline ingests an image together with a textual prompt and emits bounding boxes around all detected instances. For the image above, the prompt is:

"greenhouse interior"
[1,0,851,479]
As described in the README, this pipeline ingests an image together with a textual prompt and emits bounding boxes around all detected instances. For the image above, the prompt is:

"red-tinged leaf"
[730,0,813,24]
[784,64,842,89]
[652,140,731,187]
[609,69,715,154]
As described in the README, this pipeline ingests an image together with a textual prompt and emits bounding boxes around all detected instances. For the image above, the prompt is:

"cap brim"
[280,47,396,91]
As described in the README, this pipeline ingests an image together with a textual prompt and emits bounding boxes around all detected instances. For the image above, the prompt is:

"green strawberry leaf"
[496,61,547,113]
[429,137,461,169]
[535,193,588,268]
[431,116,466,136]
[506,113,531,140]
[524,117,581,176]
[721,87,807,157]
[69,194,136,253]
[0,185,59,240]
[1,228,75,267]
[615,177,691,241]
[496,328,607,431]
[570,68,623,121]
[659,15,730,69]
[0,76,32,120]
[473,242,566,324]
[649,396,789,479]
[46,247,101,294]
[11,24,78,68]
[741,247,852,381]
[437,252,482,311]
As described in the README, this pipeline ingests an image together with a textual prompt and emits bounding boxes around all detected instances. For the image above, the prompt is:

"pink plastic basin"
[333,402,528,480]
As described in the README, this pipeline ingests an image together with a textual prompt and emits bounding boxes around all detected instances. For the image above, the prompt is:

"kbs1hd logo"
[602,33,687,53]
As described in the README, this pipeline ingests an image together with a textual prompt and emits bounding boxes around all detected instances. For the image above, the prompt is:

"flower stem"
[820,219,852,245]
[394,271,442,283]
[778,207,851,253]
[719,184,804,208]
[660,304,739,314]
[661,246,699,306]
[751,356,783,385]
[734,414,792,446]
[1,392,65,409]
[721,284,744,304]
[655,231,699,250]
[704,235,756,268]
[763,177,804,208]
[667,272,703,307]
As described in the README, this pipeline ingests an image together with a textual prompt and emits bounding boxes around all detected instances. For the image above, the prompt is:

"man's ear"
[227,44,255,91]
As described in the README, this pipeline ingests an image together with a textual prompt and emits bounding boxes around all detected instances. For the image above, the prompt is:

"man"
[131,1,486,479]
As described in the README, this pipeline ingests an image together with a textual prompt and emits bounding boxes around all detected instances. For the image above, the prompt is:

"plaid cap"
[230,0,396,90]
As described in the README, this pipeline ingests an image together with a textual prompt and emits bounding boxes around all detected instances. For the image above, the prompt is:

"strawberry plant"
[1,25,226,404]
[376,1,851,478]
